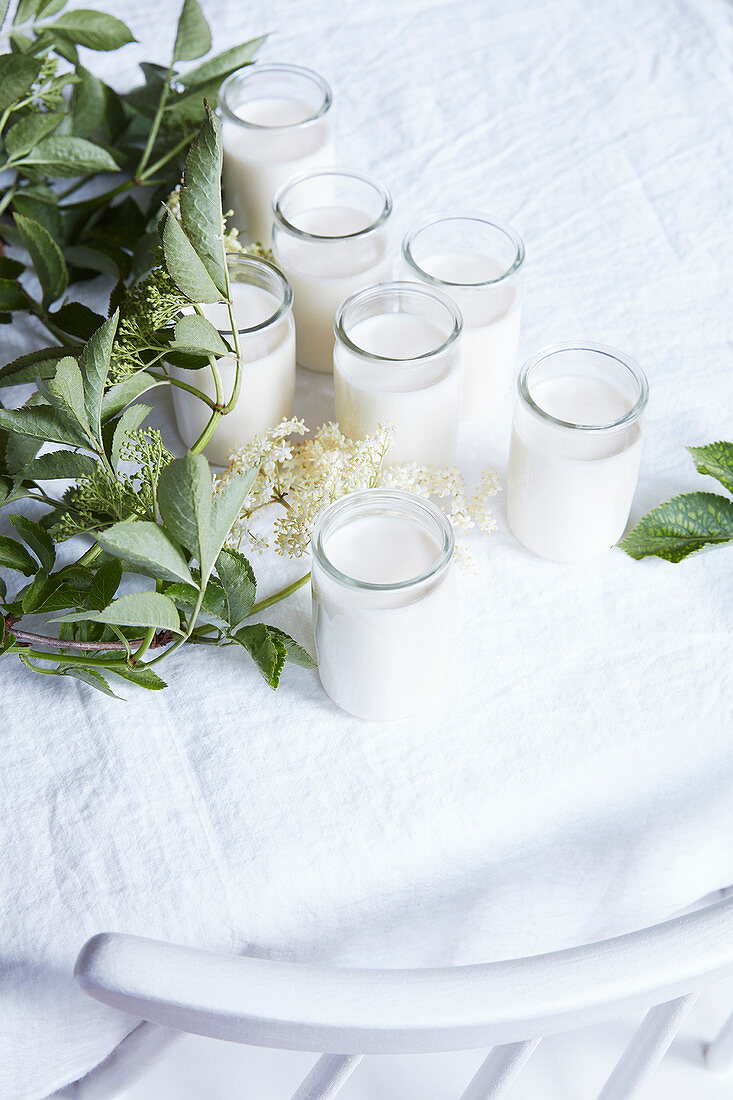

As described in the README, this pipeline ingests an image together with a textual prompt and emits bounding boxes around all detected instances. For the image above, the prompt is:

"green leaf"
[4,111,64,159]
[101,372,159,421]
[86,558,121,610]
[36,0,68,18]
[172,313,229,356]
[0,404,89,448]
[109,664,167,690]
[173,0,211,62]
[233,623,287,688]
[45,356,92,440]
[0,257,25,278]
[59,666,123,698]
[688,442,733,497]
[10,513,54,571]
[0,534,37,574]
[47,10,135,50]
[165,577,229,630]
[13,189,65,245]
[179,104,227,296]
[70,65,105,138]
[162,209,221,303]
[15,134,118,176]
[178,37,265,88]
[21,568,62,612]
[13,0,41,25]
[79,310,118,441]
[53,591,182,631]
[0,55,43,111]
[620,492,733,562]
[14,212,67,308]
[266,625,316,669]
[215,545,255,628]
[0,278,27,310]
[51,302,106,340]
[17,448,97,481]
[64,244,121,279]
[156,451,211,571]
[210,468,256,562]
[111,403,149,469]
[95,520,193,585]
[0,345,70,387]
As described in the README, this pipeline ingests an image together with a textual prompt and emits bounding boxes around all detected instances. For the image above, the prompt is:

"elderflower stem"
[250,572,310,615]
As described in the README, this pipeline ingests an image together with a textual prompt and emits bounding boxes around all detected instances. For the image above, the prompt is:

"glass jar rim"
[212,254,293,334]
[334,281,463,364]
[517,341,649,432]
[219,63,332,130]
[272,167,393,241]
[312,489,455,593]
[402,213,525,288]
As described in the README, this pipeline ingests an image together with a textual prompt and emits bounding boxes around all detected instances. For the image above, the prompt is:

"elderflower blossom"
[215,420,500,566]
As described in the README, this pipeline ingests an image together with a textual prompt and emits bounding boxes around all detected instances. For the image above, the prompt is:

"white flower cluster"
[215,419,500,563]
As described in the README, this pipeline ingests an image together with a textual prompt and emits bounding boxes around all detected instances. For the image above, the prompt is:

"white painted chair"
[68,894,733,1100]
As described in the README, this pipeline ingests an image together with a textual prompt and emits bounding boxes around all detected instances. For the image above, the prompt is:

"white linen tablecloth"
[1,0,732,1095]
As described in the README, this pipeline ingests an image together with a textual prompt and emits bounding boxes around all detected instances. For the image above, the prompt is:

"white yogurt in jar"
[506,346,649,562]
[333,286,463,468]
[171,264,296,467]
[311,490,455,721]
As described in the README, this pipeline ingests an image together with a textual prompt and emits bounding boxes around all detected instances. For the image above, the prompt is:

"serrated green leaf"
[266,625,316,669]
[70,65,105,138]
[13,189,65,245]
[95,520,193,585]
[45,356,92,440]
[162,209,221,303]
[14,212,68,308]
[17,448,97,481]
[173,0,211,62]
[0,534,37,574]
[157,451,211,571]
[4,111,64,159]
[0,404,89,448]
[79,310,118,441]
[0,278,27,310]
[10,513,54,571]
[60,666,123,698]
[0,345,70,387]
[111,403,149,469]
[51,301,106,340]
[101,372,159,421]
[47,9,135,50]
[210,468,256,562]
[179,104,227,295]
[172,313,229,356]
[85,558,122,611]
[233,622,287,688]
[53,590,182,631]
[620,491,733,562]
[15,134,118,176]
[2,415,42,473]
[0,257,25,278]
[63,244,120,279]
[688,442,733,497]
[13,0,41,25]
[0,54,43,111]
[109,663,167,690]
[165,577,229,630]
[21,568,63,612]
[178,37,265,88]
[215,546,255,628]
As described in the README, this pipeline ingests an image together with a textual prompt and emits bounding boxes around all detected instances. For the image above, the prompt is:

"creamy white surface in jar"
[408,251,522,421]
[334,313,462,467]
[506,375,643,562]
[273,204,392,373]
[312,511,454,720]
[222,97,335,246]
[171,281,296,467]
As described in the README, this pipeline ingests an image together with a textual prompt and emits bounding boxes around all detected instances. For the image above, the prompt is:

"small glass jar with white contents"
[311,489,455,721]
[272,168,393,373]
[506,343,649,562]
[401,214,525,422]
[170,255,295,467]
[333,282,463,467]
[219,64,335,246]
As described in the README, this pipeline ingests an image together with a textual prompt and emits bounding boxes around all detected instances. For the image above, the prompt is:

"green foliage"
[0,13,314,698]
[620,443,733,562]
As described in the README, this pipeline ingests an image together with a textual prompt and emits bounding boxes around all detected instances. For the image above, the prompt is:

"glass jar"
[506,343,649,562]
[272,168,393,373]
[401,214,524,421]
[219,63,335,246]
[170,255,295,467]
[333,281,463,467]
[311,489,455,720]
